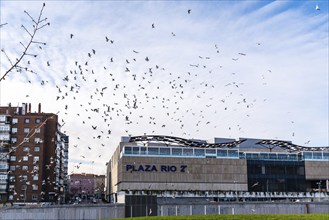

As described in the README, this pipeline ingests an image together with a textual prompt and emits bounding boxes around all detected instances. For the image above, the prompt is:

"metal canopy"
[128,135,245,148]
[128,135,329,152]
[256,139,329,152]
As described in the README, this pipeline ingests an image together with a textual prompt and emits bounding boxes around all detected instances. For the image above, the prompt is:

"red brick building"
[0,103,68,204]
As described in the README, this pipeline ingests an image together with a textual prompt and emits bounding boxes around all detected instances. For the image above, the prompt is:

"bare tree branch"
[0,3,50,82]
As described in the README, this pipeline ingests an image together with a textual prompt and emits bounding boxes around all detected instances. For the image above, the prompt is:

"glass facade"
[122,146,328,161]
[122,146,239,159]
[247,160,306,192]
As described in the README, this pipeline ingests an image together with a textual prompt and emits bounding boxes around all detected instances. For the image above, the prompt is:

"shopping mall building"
[106,135,329,209]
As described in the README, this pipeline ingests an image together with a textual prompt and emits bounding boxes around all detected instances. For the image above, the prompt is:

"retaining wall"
[0,204,125,220]
[0,202,328,219]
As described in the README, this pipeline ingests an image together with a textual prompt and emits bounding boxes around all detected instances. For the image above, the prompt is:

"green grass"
[114,214,329,220]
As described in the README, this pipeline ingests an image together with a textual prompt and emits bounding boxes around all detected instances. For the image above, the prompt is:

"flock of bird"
[54,10,271,171]
[4,4,323,175]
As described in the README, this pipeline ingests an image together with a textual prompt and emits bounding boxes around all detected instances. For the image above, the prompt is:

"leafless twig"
[0,3,50,82]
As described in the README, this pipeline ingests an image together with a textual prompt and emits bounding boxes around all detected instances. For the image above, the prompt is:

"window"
[32,185,38,190]
[24,128,30,133]
[35,128,41,133]
[23,147,30,152]
[35,118,41,124]
[0,115,6,122]
[10,166,15,171]
[140,147,147,155]
[9,185,15,191]
[33,165,39,172]
[183,148,193,156]
[9,195,13,200]
[24,118,30,123]
[23,156,28,161]
[22,166,28,171]
[21,175,28,181]
[34,146,40,152]
[172,148,182,156]
[33,156,39,162]
[9,176,15,182]
[21,185,27,190]
[124,147,132,154]
[33,175,39,181]
[34,138,41,144]
[23,137,29,142]
[160,148,170,155]
[132,147,139,154]
[148,147,159,155]
[11,127,18,134]
[11,137,17,144]
[217,150,227,157]
[12,118,18,124]
[32,194,38,200]
[206,149,216,155]
[10,156,16,161]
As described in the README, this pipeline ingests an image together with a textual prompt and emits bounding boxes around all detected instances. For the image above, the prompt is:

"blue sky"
[1,0,328,174]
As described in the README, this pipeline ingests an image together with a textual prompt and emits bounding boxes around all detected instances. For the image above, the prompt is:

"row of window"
[123,146,240,158]
[10,155,39,162]
[8,194,39,200]
[12,118,41,124]
[9,174,39,182]
[9,165,39,171]
[11,137,42,144]
[123,146,329,161]
[11,127,41,134]
[9,184,39,191]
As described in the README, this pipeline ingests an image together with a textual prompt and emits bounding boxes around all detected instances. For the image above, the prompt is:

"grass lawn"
[113,214,329,220]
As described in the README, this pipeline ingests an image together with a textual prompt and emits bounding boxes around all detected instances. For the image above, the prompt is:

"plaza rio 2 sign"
[126,164,187,173]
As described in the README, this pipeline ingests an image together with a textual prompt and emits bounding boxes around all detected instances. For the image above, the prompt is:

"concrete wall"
[0,204,125,220]
[158,202,329,216]
[0,202,328,219]
[305,161,329,179]
[117,156,248,192]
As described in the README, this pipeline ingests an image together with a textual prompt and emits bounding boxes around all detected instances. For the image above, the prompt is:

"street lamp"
[318,180,322,202]
[234,181,238,201]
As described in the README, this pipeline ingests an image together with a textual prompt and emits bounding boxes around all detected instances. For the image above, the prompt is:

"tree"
[0,3,50,82]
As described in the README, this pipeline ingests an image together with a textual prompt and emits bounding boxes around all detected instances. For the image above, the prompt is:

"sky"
[0,0,328,175]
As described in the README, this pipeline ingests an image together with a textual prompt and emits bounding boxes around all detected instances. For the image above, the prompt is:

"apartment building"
[0,103,69,204]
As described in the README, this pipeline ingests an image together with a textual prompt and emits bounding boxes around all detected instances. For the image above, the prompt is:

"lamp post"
[318,180,321,202]
[234,181,238,202]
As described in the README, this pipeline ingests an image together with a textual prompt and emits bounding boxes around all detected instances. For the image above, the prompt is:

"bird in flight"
[188,9,191,14]
[70,34,74,39]
[315,4,320,10]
